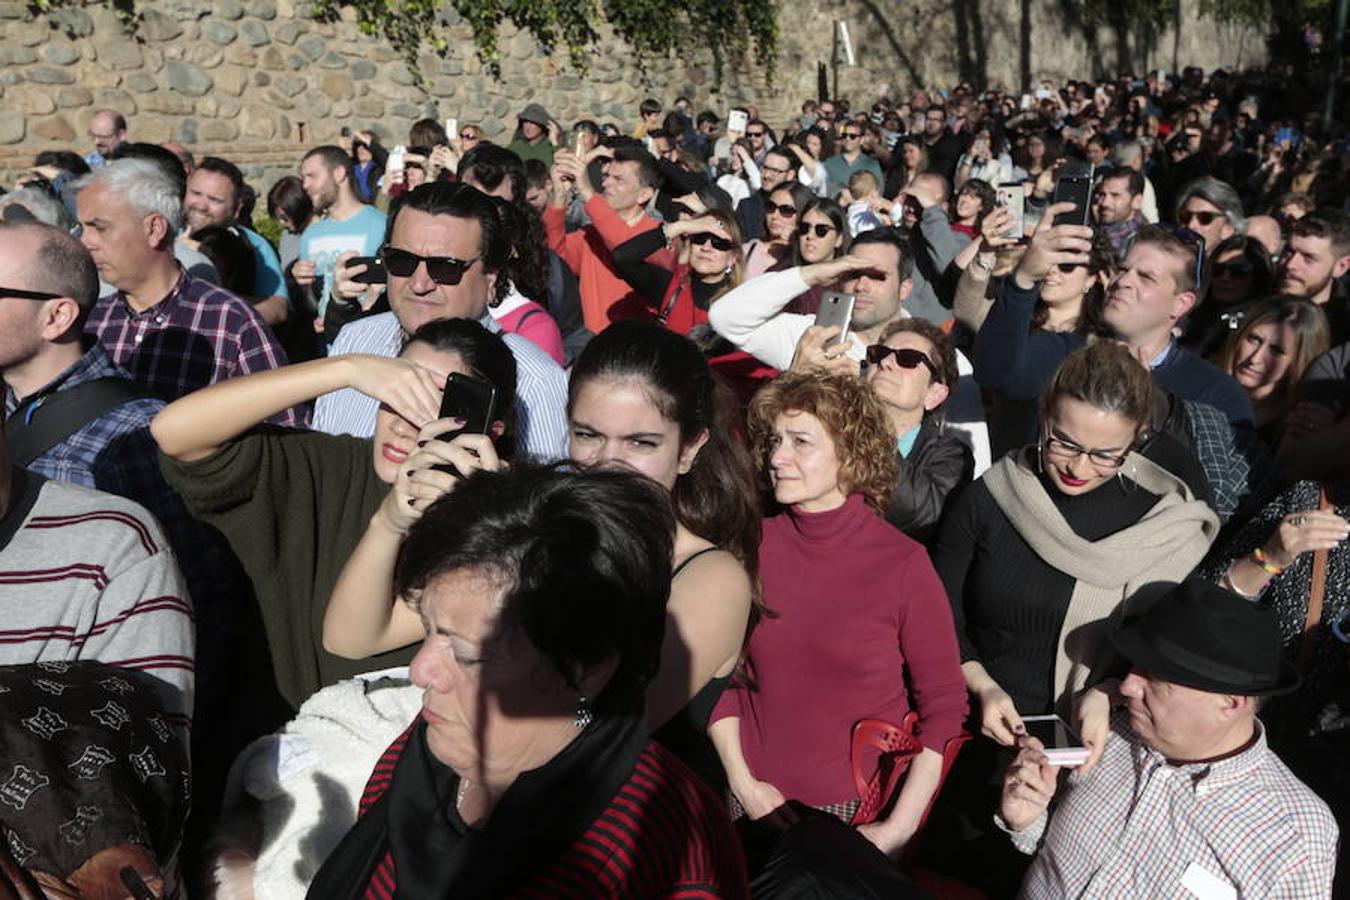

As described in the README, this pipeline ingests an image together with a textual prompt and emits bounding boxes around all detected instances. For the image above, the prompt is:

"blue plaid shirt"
[5,342,231,622]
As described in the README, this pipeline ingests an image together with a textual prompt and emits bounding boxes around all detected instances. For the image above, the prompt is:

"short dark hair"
[190,225,255,296]
[196,156,245,204]
[266,175,313,231]
[1287,213,1350,258]
[33,150,89,177]
[849,227,914,281]
[388,182,513,303]
[409,118,447,148]
[302,145,357,192]
[403,318,518,459]
[523,158,550,190]
[610,144,661,191]
[696,110,719,128]
[639,98,663,116]
[457,143,526,205]
[1101,167,1145,197]
[0,221,99,317]
[763,146,798,175]
[394,464,676,716]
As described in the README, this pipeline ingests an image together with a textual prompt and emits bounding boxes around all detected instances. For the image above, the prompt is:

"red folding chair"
[849,712,971,829]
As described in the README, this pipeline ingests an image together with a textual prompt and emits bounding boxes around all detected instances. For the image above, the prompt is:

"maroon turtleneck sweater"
[711,493,967,807]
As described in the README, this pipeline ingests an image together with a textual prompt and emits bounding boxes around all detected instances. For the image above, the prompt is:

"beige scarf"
[983,449,1219,712]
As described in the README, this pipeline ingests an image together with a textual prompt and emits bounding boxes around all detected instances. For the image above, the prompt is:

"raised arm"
[324,430,502,659]
[151,354,442,462]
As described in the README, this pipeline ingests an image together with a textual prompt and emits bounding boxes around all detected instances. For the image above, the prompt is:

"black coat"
[885,416,975,545]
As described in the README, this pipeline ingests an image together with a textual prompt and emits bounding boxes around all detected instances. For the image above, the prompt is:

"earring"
[1035,443,1044,475]
[574,695,593,730]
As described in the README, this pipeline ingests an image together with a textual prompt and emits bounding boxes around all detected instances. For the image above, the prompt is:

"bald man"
[85,109,127,168]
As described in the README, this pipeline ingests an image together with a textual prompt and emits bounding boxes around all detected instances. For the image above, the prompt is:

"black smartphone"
[340,126,351,138]
[345,255,387,284]
[1051,162,1095,227]
[432,372,499,477]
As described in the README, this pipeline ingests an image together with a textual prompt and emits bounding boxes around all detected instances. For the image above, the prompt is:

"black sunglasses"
[767,203,799,218]
[844,131,863,139]
[1213,259,1253,278]
[0,286,61,301]
[797,222,837,238]
[1178,209,1220,227]
[380,246,481,285]
[747,130,765,138]
[1055,262,1087,273]
[688,232,736,251]
[865,345,941,382]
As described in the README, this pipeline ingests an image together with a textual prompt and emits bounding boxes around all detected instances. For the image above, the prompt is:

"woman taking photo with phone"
[151,319,518,716]
[323,321,760,788]
[710,370,967,857]
[924,341,1217,888]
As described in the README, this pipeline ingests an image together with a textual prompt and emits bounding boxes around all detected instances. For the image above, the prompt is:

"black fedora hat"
[1111,579,1301,696]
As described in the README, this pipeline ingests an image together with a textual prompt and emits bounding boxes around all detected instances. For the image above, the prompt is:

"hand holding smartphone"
[1051,162,1094,227]
[995,186,1026,240]
[432,373,499,478]
[814,292,856,348]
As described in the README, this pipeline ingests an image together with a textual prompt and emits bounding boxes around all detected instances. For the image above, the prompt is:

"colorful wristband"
[1251,546,1285,576]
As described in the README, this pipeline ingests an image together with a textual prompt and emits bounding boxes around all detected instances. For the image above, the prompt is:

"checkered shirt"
[84,270,307,427]
[1004,714,1338,898]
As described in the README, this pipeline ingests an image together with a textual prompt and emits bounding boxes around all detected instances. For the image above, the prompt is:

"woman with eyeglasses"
[710,370,967,858]
[151,319,518,714]
[743,182,814,279]
[1222,297,1330,447]
[866,319,975,544]
[1180,234,1278,359]
[785,198,848,316]
[924,341,1217,886]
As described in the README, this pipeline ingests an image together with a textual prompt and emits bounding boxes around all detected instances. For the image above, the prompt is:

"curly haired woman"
[708,371,967,858]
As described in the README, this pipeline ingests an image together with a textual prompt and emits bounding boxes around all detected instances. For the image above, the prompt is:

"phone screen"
[1021,715,1084,751]
[727,110,749,133]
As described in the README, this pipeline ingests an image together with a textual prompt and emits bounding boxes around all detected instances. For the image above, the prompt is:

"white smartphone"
[445,118,458,143]
[814,291,855,346]
[727,109,749,134]
[996,185,1026,240]
[387,145,406,175]
[1021,715,1090,767]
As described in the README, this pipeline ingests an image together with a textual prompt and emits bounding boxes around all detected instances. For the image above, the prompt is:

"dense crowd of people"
[0,57,1347,898]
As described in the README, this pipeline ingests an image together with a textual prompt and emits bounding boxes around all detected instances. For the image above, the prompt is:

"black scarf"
[308,712,647,899]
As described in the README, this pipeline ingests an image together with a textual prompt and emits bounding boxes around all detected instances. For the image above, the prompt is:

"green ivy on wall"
[31,1,779,87]
[307,0,779,86]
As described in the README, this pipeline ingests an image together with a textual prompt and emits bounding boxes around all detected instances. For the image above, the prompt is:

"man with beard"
[184,157,289,326]
[293,146,386,341]
[1277,214,1350,344]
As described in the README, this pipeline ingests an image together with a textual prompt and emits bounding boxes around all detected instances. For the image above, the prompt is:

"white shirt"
[312,311,569,461]
[707,267,992,475]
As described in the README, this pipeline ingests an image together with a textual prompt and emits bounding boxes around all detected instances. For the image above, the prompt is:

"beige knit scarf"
[982,449,1219,713]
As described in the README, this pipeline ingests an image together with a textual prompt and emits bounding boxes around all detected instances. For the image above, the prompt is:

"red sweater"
[543,196,665,333]
[711,493,967,807]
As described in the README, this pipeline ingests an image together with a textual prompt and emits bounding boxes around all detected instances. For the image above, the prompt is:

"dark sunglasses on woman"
[768,203,799,218]
[380,246,481,285]
[797,222,837,238]
[1178,209,1220,227]
[1213,260,1254,278]
[865,345,941,382]
[688,232,736,251]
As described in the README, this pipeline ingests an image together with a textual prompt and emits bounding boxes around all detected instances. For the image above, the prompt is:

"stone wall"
[0,0,1266,192]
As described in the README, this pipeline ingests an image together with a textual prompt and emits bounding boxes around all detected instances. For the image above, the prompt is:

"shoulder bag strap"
[4,378,150,467]
[1296,484,1334,673]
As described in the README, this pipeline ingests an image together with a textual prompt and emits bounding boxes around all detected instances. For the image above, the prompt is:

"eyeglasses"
[460,131,478,141]
[844,131,863,139]
[767,203,799,218]
[0,286,62,301]
[747,130,765,138]
[760,165,792,176]
[380,246,481,285]
[1178,209,1220,227]
[797,222,838,238]
[688,232,736,251]
[1043,433,1129,468]
[865,345,941,382]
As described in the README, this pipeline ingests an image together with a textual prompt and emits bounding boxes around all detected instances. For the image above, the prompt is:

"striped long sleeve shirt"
[0,471,194,725]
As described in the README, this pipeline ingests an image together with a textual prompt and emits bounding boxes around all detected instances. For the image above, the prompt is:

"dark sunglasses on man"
[797,222,838,238]
[864,345,941,382]
[1178,209,1220,227]
[687,232,736,252]
[380,246,481,285]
